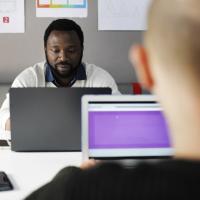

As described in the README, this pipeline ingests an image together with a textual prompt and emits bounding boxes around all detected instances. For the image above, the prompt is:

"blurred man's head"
[130,0,200,157]
[44,19,84,85]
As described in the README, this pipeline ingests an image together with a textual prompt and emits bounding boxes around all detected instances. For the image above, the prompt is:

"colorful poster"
[0,0,24,33]
[98,0,151,30]
[36,0,88,18]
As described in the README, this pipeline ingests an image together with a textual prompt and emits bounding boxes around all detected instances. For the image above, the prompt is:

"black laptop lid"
[10,87,111,152]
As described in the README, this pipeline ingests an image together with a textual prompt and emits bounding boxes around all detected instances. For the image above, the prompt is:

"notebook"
[10,87,111,152]
[82,95,173,163]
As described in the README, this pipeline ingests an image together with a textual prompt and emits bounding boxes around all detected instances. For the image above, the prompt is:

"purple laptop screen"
[89,111,171,149]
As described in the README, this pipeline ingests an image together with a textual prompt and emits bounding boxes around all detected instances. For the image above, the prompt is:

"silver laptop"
[82,95,173,164]
[10,88,111,152]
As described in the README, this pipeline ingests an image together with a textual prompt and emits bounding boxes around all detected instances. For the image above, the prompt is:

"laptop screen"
[87,101,173,158]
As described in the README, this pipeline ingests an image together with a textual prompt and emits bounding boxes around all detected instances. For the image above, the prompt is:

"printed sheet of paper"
[0,0,24,33]
[36,0,88,18]
[98,0,151,30]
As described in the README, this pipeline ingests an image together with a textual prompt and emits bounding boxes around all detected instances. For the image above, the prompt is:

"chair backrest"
[132,82,142,94]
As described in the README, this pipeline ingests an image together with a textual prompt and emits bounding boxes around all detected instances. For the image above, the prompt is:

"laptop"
[10,87,111,152]
[82,95,173,165]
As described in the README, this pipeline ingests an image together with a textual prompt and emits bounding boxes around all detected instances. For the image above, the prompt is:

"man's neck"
[53,75,74,87]
[167,93,200,160]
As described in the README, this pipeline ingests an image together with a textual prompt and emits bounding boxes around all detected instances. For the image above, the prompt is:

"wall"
[0,0,144,84]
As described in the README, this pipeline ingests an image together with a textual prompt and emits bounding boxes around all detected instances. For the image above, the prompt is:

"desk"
[0,148,82,200]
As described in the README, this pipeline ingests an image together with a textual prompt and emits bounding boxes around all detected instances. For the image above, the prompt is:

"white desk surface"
[0,148,82,200]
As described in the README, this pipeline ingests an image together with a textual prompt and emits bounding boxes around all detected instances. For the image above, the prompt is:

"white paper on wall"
[36,0,88,18]
[0,0,25,33]
[98,0,151,31]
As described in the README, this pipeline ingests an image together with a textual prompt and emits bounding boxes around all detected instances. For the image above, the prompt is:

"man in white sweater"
[0,19,120,131]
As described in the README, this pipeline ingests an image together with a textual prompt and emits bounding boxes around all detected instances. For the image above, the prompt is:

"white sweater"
[0,61,120,131]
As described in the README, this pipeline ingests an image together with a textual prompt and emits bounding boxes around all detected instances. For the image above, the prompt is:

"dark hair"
[44,18,84,47]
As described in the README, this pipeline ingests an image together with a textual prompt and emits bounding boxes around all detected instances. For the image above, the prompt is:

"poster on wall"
[36,0,88,18]
[98,0,151,30]
[0,0,25,33]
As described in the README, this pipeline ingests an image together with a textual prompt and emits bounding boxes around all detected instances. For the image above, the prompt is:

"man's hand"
[80,159,100,170]
[5,118,11,131]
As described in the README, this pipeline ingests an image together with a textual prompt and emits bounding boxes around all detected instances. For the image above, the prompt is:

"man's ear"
[129,45,154,91]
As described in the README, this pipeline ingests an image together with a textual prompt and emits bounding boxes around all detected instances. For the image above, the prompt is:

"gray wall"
[0,0,144,84]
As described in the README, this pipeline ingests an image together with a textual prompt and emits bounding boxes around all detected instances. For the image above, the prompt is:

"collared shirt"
[45,63,87,87]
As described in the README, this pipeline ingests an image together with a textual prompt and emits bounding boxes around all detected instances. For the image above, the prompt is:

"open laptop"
[82,95,173,165]
[10,87,111,152]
